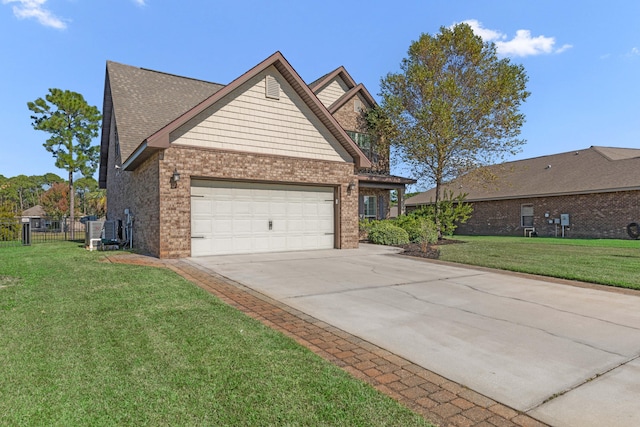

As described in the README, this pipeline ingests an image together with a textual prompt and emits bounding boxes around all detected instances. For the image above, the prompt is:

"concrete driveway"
[189,244,640,426]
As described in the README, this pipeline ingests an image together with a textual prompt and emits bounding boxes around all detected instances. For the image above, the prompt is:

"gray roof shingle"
[106,61,224,162]
[406,146,640,205]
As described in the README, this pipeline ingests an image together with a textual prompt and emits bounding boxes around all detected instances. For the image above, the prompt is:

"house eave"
[406,186,640,206]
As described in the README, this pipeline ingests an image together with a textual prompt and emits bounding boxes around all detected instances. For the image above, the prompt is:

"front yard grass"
[0,242,431,426]
[439,235,640,290]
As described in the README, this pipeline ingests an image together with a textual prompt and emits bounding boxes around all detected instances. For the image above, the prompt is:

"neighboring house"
[405,146,640,239]
[21,205,48,230]
[99,51,413,258]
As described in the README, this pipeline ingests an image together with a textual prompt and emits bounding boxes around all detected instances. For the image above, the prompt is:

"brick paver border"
[104,253,548,427]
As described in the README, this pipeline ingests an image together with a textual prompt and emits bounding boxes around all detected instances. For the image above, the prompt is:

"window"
[345,131,371,151]
[521,204,534,227]
[363,195,377,220]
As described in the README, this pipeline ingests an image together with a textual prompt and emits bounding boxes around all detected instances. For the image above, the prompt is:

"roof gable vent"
[265,75,280,100]
[354,99,363,112]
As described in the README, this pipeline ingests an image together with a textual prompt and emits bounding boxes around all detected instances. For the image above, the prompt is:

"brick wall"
[455,191,640,239]
[157,145,360,258]
[105,123,160,256]
[332,95,390,174]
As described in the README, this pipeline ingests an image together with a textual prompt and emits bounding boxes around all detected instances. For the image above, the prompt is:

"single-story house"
[99,51,413,258]
[405,146,640,239]
[21,205,48,230]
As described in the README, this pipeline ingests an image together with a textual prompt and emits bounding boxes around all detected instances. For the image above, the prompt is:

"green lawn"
[0,242,431,426]
[439,235,640,290]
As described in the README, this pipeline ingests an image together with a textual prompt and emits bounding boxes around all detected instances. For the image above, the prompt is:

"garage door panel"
[191,180,335,256]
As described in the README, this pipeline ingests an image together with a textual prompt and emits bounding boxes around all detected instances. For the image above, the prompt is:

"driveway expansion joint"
[105,253,548,427]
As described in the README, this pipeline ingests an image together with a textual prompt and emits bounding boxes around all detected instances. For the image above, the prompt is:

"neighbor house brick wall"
[455,190,640,239]
[157,145,360,258]
[105,119,160,256]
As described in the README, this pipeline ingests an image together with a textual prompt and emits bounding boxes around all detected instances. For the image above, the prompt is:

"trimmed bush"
[367,222,410,245]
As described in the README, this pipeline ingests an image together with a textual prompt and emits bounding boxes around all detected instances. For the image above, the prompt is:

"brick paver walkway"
[104,253,548,427]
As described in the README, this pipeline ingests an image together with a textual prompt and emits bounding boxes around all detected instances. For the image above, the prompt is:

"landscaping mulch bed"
[396,239,465,260]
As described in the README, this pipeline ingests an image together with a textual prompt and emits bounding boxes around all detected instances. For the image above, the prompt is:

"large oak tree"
[378,23,530,225]
[28,89,101,237]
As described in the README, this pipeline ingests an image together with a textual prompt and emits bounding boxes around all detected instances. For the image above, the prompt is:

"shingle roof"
[105,61,224,162]
[406,146,640,206]
[99,53,371,187]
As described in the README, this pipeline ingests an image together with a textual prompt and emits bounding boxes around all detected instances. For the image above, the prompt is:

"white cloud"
[629,47,640,56]
[2,0,66,29]
[132,0,146,6]
[457,19,572,58]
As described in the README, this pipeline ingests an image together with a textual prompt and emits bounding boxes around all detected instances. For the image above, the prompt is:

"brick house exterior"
[309,67,415,221]
[406,147,640,239]
[99,52,412,258]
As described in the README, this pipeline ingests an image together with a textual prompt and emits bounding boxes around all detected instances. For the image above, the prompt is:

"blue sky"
[1,0,639,189]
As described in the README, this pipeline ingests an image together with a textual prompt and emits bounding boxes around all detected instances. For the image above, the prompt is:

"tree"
[377,23,529,231]
[40,182,72,219]
[28,89,101,238]
[75,176,98,215]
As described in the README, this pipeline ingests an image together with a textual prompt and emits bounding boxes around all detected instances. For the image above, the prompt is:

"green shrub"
[410,190,473,236]
[367,222,410,245]
[394,215,438,244]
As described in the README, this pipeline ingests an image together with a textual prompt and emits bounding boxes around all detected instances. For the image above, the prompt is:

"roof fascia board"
[143,51,370,168]
[122,141,148,171]
[328,84,377,114]
[98,65,113,188]
[308,66,357,92]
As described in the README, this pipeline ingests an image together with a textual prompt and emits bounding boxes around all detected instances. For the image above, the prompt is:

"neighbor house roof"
[99,52,370,187]
[406,146,640,206]
[22,205,46,218]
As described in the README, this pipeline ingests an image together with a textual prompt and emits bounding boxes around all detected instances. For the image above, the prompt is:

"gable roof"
[406,146,640,206]
[308,66,357,92]
[327,83,377,114]
[22,205,46,217]
[100,52,370,186]
[99,62,224,187]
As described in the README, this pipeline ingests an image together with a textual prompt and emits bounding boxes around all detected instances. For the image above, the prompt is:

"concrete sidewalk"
[187,244,640,427]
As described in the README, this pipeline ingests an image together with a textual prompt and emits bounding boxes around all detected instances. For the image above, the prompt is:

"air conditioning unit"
[102,220,119,242]
[85,221,104,241]
[85,220,104,250]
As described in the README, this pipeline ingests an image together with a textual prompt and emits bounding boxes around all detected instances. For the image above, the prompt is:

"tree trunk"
[434,179,442,239]
[69,171,74,240]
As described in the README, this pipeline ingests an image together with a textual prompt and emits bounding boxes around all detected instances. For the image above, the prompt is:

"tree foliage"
[377,23,529,221]
[410,190,473,237]
[40,183,71,219]
[28,89,101,234]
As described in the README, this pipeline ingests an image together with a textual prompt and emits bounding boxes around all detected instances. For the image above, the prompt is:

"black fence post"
[22,222,31,246]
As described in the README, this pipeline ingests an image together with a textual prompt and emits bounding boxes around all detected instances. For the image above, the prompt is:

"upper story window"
[346,130,380,165]
[346,131,371,151]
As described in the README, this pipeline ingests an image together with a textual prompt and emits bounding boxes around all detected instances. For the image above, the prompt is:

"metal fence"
[0,218,87,248]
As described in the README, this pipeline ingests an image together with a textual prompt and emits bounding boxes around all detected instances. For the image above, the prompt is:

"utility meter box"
[560,214,570,226]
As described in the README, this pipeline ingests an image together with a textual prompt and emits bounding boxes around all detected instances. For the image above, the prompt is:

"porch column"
[398,188,405,216]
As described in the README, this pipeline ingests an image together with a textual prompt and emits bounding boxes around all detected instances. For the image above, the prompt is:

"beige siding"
[171,66,352,164]
[315,77,351,107]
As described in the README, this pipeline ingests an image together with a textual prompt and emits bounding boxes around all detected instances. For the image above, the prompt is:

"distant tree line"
[0,173,105,219]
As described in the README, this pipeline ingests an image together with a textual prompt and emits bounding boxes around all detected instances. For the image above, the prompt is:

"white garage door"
[191,180,335,256]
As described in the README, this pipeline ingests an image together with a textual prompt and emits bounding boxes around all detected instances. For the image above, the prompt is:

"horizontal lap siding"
[316,77,351,108]
[171,66,351,163]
